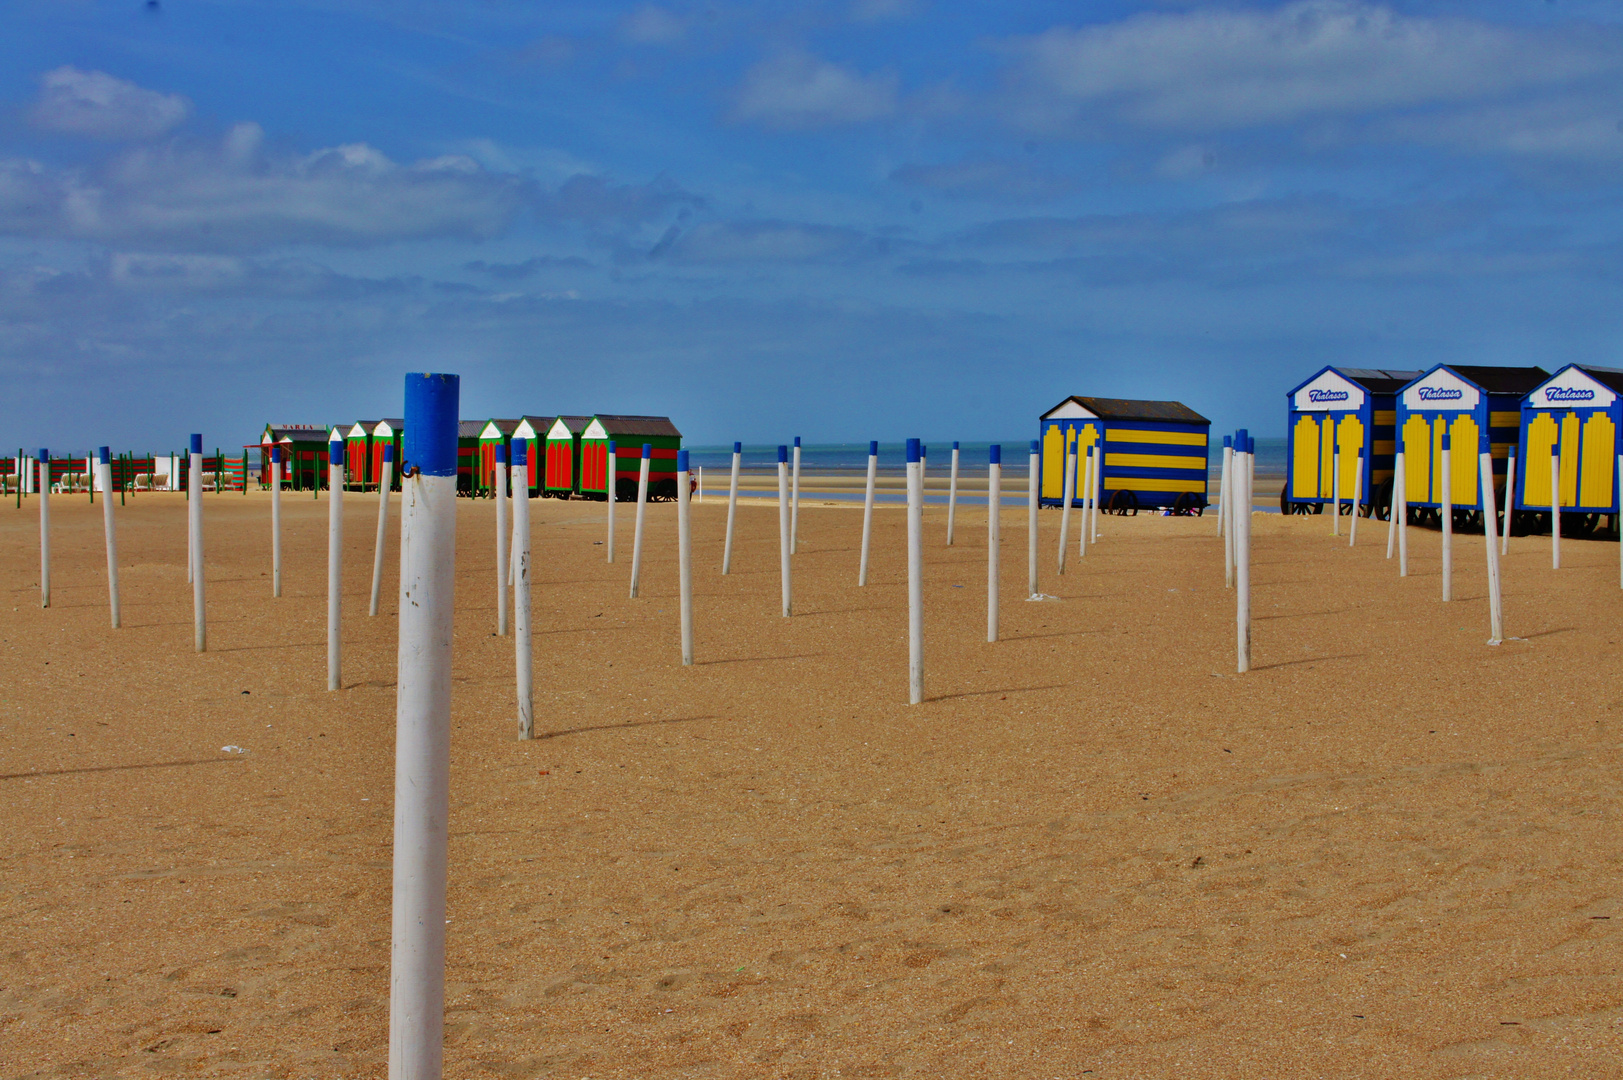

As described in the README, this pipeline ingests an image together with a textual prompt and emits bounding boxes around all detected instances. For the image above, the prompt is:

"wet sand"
[2,487,1621,1077]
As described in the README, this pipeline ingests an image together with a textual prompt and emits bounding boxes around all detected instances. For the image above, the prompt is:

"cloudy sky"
[4,1,1623,450]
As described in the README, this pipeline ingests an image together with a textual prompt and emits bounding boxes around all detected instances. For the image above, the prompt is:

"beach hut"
[478,419,521,492]
[579,415,684,501]
[371,419,403,489]
[1283,367,1420,516]
[260,424,330,491]
[1038,397,1210,514]
[512,416,553,496]
[457,421,485,494]
[345,422,375,489]
[1515,364,1623,533]
[543,415,592,498]
[1394,365,1548,517]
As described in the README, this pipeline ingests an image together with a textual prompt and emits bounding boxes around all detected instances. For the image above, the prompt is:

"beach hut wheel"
[1107,489,1138,516]
[1371,478,1393,521]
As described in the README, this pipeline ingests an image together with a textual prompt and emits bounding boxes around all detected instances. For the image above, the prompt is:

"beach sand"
[2,487,1621,1077]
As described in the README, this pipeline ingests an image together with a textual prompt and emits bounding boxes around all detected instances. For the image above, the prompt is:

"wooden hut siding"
[579,415,684,500]
[1039,397,1209,511]
[1285,367,1418,510]
[1395,366,1547,510]
[1516,365,1623,514]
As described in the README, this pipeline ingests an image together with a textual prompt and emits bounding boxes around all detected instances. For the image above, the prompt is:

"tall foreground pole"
[1222,435,1235,588]
[98,447,119,628]
[606,442,617,562]
[190,434,206,652]
[1077,446,1091,560]
[512,439,533,740]
[790,436,802,555]
[906,438,923,705]
[1348,452,1363,547]
[328,438,344,691]
[1056,443,1075,574]
[1027,440,1039,598]
[37,449,50,608]
[1480,439,1503,645]
[371,444,394,616]
[1551,434,1562,570]
[1441,430,1453,602]
[987,445,1001,643]
[722,442,741,575]
[271,446,283,597]
[1397,452,1409,576]
[677,449,694,666]
[629,444,651,599]
[389,372,459,1080]
[1502,447,1517,556]
[495,443,509,636]
[777,446,792,616]
[859,441,877,586]
[946,441,960,546]
[1236,430,1251,674]
[1218,434,1232,538]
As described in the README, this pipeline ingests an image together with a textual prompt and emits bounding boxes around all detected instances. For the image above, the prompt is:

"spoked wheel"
[1279,490,1315,515]
[1107,489,1138,516]
[1372,479,1393,521]
[1171,492,1201,517]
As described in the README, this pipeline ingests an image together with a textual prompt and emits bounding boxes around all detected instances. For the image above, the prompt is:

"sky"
[3,0,1623,451]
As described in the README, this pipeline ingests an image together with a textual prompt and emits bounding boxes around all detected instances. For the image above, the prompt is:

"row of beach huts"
[1035,364,1623,532]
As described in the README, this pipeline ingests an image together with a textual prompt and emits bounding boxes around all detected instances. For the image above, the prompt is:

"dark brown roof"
[1573,365,1623,395]
[1336,368,1424,395]
[1048,397,1209,424]
[593,414,683,438]
[264,425,330,444]
[457,420,485,440]
[482,418,521,437]
[551,415,594,434]
[518,415,554,433]
[1443,365,1550,395]
[377,418,403,432]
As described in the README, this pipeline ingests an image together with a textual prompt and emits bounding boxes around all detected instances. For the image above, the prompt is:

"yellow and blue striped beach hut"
[1395,365,1548,512]
[1039,397,1210,513]
[1284,367,1418,515]
[1515,364,1623,524]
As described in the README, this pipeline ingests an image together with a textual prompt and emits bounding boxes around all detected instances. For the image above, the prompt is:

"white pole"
[1236,431,1251,673]
[1551,439,1562,570]
[328,438,344,691]
[947,442,960,546]
[1348,452,1363,546]
[696,465,703,503]
[1026,440,1039,598]
[1077,445,1091,559]
[1223,436,1235,587]
[789,437,801,556]
[189,435,205,652]
[271,447,283,598]
[495,442,509,635]
[1218,437,1232,538]
[1331,444,1341,536]
[678,449,694,666]
[606,443,617,563]
[1090,437,1102,542]
[370,446,394,616]
[722,442,741,575]
[1397,451,1409,577]
[389,372,458,1080]
[1441,431,1453,602]
[512,439,533,740]
[859,440,877,586]
[1502,448,1516,556]
[1385,456,1399,560]
[97,447,119,628]
[37,450,50,608]
[1056,445,1075,574]
[987,445,1001,643]
[777,445,792,616]
[1480,446,1503,645]
[629,444,651,599]
[907,438,923,704]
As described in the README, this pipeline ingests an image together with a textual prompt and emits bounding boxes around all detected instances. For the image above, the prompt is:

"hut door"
[1335,414,1365,497]
[1581,412,1616,508]
[1447,416,1479,507]
[1041,425,1066,499]
[1560,413,1581,507]
[1402,415,1432,503]
[1524,413,1558,509]
[1290,415,1321,500]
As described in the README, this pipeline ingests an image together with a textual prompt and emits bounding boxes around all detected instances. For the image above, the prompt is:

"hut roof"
[514,416,554,440]
[589,414,683,438]
[1042,396,1209,424]
[263,424,330,444]
[347,421,376,439]
[1573,365,1623,394]
[1441,365,1550,394]
[457,420,486,440]
[1331,368,1424,394]
[370,419,403,436]
[548,415,594,435]
[480,418,522,438]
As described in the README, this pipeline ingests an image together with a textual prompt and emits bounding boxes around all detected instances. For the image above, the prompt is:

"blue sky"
[3,0,1623,451]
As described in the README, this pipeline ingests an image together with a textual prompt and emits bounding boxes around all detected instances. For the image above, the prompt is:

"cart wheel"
[1172,492,1196,516]
[1372,479,1393,521]
[1107,489,1138,516]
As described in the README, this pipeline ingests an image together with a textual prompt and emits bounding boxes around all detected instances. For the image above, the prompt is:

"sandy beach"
[2,485,1621,1077]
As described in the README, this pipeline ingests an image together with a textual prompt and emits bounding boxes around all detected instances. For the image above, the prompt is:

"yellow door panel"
[1581,413,1617,508]
[1402,415,1431,503]
[1524,412,1556,508]
[1336,414,1365,496]
[1560,413,1581,507]
[1319,415,1335,497]
[1042,425,1064,498]
[1449,416,1479,506]
[1292,415,1321,499]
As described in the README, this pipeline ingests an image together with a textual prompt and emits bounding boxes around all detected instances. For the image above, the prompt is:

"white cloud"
[1381,95,1623,163]
[733,53,898,129]
[1006,1,1611,131]
[30,67,191,141]
[620,5,687,45]
[0,123,532,250]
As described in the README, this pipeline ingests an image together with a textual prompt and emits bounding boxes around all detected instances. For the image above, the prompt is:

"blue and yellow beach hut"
[1039,397,1210,513]
[1284,367,1418,515]
[1395,365,1548,513]
[1515,364,1623,524]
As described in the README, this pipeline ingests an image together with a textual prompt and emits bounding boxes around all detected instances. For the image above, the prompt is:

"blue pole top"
[777,445,788,463]
[608,440,617,454]
[98,446,109,465]
[189,434,202,455]
[733,441,742,454]
[382,443,394,462]
[495,442,506,464]
[677,449,689,472]
[921,443,927,458]
[953,441,960,451]
[1029,439,1039,454]
[511,437,527,466]
[869,440,878,456]
[1223,435,1232,448]
[271,445,282,463]
[1247,436,1256,455]
[37,447,47,461]
[403,372,459,477]
[906,438,920,463]
[329,439,344,466]
[641,443,652,459]
[989,443,1001,464]
[1441,430,1451,451]
[794,436,801,448]
[1235,428,1248,449]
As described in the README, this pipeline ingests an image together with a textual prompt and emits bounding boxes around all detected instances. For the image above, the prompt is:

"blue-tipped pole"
[328,437,345,690]
[512,437,533,738]
[98,446,119,627]
[1441,427,1455,598]
[723,441,742,574]
[677,448,694,665]
[188,434,204,646]
[630,443,652,598]
[495,440,509,635]
[947,440,962,546]
[906,438,924,702]
[391,372,459,1080]
[778,445,792,615]
[271,444,283,597]
[370,440,395,615]
[859,440,879,585]
[606,440,617,563]
[1028,438,1041,596]
[988,444,1001,641]
[790,436,802,555]
[36,446,50,607]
